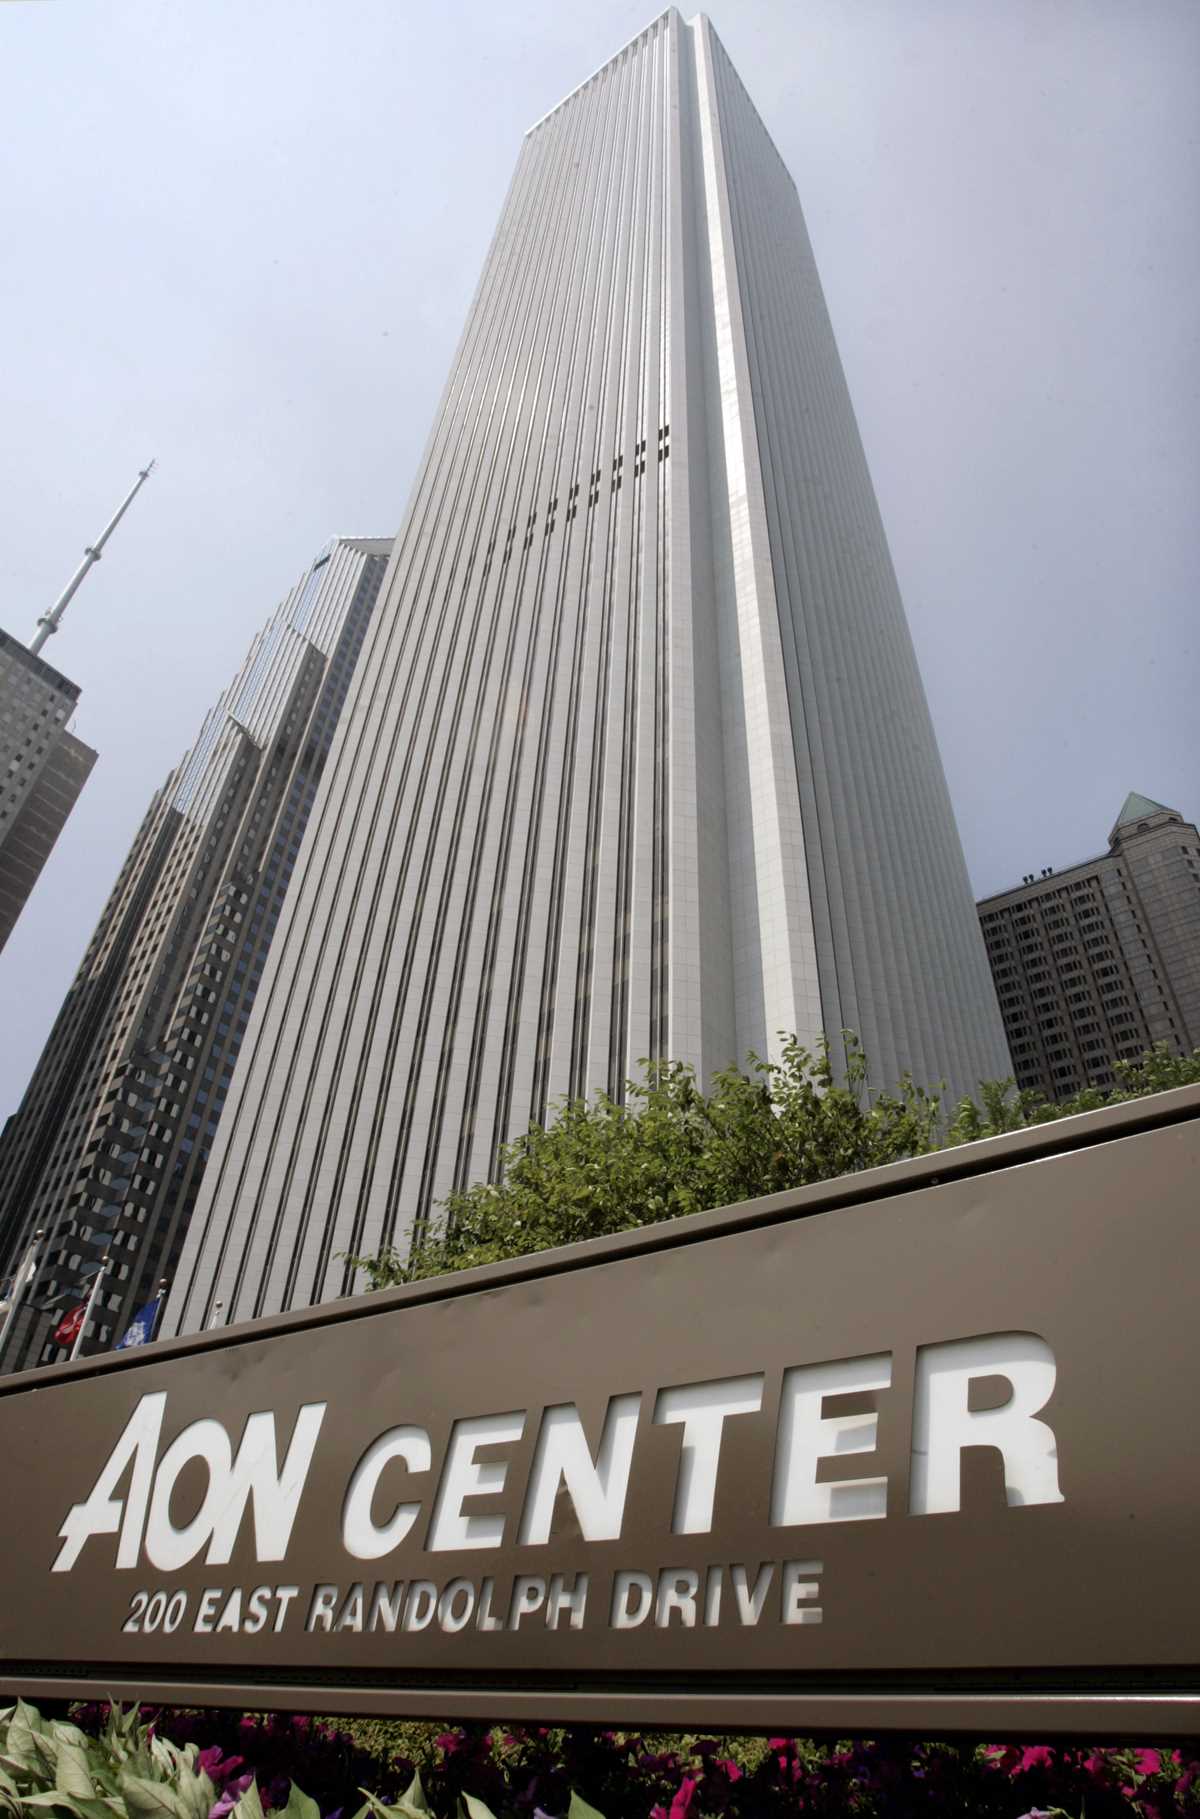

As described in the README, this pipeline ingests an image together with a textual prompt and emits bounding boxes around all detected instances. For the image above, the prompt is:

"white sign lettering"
[52,1331,1064,1590]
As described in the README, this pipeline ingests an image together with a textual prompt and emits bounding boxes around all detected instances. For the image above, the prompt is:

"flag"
[0,1238,41,1313]
[115,1296,161,1351]
[53,1303,87,1348]
[33,1287,76,1314]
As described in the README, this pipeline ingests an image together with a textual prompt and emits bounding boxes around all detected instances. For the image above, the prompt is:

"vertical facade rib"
[165,10,1008,1337]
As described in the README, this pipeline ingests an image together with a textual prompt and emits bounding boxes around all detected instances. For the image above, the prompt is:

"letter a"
[53,1391,167,1572]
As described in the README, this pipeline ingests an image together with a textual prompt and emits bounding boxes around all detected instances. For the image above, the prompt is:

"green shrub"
[348,1035,1200,1294]
[0,1696,220,1817]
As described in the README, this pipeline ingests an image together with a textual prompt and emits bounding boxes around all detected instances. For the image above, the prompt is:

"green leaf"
[567,1795,608,1819]
[146,1740,176,1778]
[4,1703,43,1772]
[28,1740,58,1777]
[350,1797,398,1819]
[230,1782,265,1819]
[117,1776,190,1819]
[48,1728,88,1753]
[20,1798,122,1819]
[53,1737,96,1800]
[19,1798,100,1816]
[12,1702,47,1736]
[173,1770,215,1819]
[397,1770,431,1815]
[279,1787,320,1819]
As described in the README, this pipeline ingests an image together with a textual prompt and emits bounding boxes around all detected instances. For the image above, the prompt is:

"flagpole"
[0,1230,44,1361]
[149,1280,169,1341]
[70,1256,109,1362]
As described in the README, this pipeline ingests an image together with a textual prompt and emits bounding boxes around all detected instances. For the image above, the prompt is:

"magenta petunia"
[669,1774,697,1816]
[208,1772,254,1819]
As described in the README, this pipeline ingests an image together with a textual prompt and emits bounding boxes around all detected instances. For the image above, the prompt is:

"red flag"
[52,1303,86,1347]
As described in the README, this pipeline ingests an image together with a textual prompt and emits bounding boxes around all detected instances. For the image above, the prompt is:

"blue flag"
[115,1296,161,1350]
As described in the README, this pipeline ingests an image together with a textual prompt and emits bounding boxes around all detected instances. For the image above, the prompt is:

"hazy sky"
[1,0,1196,1113]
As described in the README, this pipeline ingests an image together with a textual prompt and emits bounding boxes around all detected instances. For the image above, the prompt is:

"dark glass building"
[0,537,391,1368]
[0,628,96,952]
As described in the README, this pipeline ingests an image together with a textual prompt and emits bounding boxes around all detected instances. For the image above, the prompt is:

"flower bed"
[44,1703,1200,1816]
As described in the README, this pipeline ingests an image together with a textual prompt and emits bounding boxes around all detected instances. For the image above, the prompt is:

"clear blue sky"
[1,0,1197,1112]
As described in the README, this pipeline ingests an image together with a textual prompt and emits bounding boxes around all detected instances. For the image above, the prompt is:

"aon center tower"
[166,11,1009,1332]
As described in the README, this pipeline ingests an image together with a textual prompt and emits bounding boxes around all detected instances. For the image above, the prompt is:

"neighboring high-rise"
[978,794,1200,1101]
[0,630,97,952]
[0,537,391,1369]
[0,465,154,953]
[166,10,1008,1337]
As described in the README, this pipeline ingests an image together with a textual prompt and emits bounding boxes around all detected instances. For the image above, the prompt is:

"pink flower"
[983,1744,1022,1773]
[716,1758,742,1782]
[1018,1746,1055,1772]
[208,1773,254,1819]
[669,1781,697,1818]
[1133,1749,1163,1776]
[197,1747,245,1783]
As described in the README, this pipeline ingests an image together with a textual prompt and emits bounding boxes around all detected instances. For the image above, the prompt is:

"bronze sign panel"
[2,1087,1198,1733]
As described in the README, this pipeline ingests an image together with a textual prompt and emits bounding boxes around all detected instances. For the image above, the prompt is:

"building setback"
[0,628,97,952]
[978,794,1200,1101]
[0,538,391,1370]
[164,10,1008,1338]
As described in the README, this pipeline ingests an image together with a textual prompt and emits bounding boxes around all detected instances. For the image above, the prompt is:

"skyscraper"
[979,794,1200,1100]
[0,465,153,954]
[0,629,97,953]
[0,537,391,1370]
[166,10,1008,1336]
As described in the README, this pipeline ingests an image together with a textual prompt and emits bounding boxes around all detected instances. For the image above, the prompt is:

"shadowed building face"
[0,629,96,955]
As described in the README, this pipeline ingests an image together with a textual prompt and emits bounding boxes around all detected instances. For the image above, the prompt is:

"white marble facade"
[166,11,1009,1335]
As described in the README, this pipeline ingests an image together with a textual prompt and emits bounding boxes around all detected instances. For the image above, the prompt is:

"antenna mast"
[31,461,156,656]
